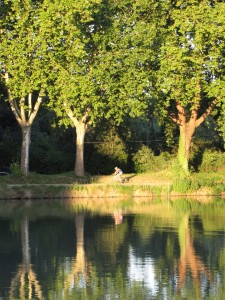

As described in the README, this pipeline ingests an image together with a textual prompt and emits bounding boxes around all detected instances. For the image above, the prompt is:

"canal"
[0,197,224,299]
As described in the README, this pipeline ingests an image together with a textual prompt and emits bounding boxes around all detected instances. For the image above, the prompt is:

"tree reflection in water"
[0,198,224,299]
[9,217,43,300]
[176,214,211,299]
[63,214,92,292]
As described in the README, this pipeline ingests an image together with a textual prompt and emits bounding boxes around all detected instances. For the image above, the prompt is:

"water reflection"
[9,217,43,300]
[0,197,224,299]
[113,210,123,225]
[63,214,92,293]
[176,214,211,299]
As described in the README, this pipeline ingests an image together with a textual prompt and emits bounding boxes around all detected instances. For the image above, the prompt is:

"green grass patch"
[0,171,91,184]
[172,177,200,193]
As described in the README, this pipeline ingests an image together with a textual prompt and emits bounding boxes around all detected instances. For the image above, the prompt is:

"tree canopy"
[0,0,225,175]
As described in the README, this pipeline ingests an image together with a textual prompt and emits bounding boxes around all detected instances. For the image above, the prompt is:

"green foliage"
[171,199,195,212]
[213,183,225,195]
[132,146,156,173]
[132,145,173,173]
[0,128,20,169]
[87,127,128,174]
[10,161,23,176]
[216,91,225,146]
[1,0,225,177]
[172,177,200,194]
[199,149,225,172]
[30,131,74,174]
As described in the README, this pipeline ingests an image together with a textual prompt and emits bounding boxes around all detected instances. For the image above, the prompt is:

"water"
[0,197,224,300]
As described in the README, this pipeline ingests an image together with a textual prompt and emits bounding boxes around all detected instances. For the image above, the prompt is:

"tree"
[0,0,51,175]
[47,0,153,176]
[154,0,225,174]
[97,0,225,175]
[87,0,163,173]
[46,0,104,176]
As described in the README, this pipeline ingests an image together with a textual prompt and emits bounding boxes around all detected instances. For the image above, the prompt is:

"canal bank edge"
[0,183,224,200]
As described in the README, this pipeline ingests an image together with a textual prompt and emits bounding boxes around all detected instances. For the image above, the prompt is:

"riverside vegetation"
[1,0,225,180]
[0,144,225,199]
[0,165,224,200]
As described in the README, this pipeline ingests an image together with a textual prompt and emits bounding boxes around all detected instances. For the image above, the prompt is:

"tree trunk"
[178,123,195,175]
[75,214,84,248]
[75,122,86,177]
[21,125,31,176]
[21,217,30,266]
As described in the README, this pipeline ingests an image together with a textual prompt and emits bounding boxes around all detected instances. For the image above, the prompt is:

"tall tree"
[47,0,152,176]
[0,0,50,175]
[92,0,161,125]
[46,0,104,176]
[97,0,225,175]
[87,0,162,172]
[154,0,225,174]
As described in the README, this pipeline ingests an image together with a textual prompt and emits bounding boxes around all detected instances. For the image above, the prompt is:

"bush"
[199,149,225,172]
[10,161,23,176]
[132,145,173,173]
[132,145,155,173]
[87,127,128,174]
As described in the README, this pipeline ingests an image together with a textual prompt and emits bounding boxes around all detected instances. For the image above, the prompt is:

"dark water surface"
[0,197,224,300]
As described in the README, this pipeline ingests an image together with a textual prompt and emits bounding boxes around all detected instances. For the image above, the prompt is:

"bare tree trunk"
[65,105,90,177]
[173,96,218,175]
[178,123,195,175]
[75,122,86,177]
[21,125,31,176]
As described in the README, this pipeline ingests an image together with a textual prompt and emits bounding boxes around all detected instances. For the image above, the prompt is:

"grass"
[0,171,83,184]
[0,170,174,185]
[0,169,224,198]
[0,169,224,185]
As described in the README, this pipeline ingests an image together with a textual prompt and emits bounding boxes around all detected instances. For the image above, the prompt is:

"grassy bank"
[0,170,224,199]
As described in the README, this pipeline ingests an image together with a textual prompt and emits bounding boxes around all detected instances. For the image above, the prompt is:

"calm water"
[0,197,224,300]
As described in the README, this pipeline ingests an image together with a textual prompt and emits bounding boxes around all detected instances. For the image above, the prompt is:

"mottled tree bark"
[75,122,86,177]
[20,125,31,176]
[178,123,195,174]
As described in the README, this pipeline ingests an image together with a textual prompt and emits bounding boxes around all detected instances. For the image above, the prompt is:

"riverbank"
[0,182,224,200]
[0,171,224,199]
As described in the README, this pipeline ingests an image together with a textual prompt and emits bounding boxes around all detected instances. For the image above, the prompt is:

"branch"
[29,91,43,125]
[4,73,22,125]
[20,97,26,122]
[8,97,22,124]
[170,100,186,126]
[64,101,79,126]
[190,81,201,124]
[169,112,180,125]
[195,97,218,128]
[13,98,21,117]
[28,93,32,118]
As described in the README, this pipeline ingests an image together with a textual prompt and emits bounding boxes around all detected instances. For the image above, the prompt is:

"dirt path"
[92,174,172,185]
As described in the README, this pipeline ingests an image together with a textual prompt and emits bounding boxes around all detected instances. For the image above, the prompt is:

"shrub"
[88,128,128,174]
[132,145,156,173]
[132,145,173,173]
[10,161,23,176]
[199,149,225,172]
